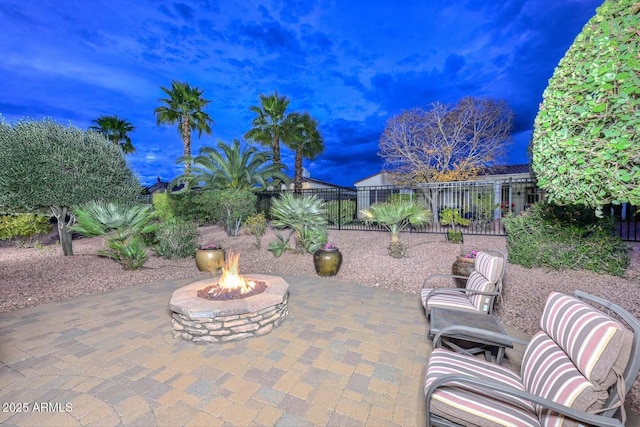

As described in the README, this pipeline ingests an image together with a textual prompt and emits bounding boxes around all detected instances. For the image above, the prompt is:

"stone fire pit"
[169,274,289,343]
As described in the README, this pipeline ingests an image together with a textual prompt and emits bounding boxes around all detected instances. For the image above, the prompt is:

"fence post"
[338,188,342,230]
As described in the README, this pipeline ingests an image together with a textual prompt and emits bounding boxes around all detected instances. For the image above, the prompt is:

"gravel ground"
[1,225,639,411]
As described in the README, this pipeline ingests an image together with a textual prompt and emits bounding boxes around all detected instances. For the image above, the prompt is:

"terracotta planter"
[451,255,475,287]
[313,248,343,277]
[195,249,225,272]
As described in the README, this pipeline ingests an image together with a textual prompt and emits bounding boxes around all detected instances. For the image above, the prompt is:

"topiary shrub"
[503,202,630,276]
[326,200,356,226]
[0,214,52,243]
[531,0,640,212]
[154,218,199,259]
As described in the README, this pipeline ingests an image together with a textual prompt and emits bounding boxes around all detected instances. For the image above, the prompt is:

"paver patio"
[0,275,637,426]
[0,275,433,426]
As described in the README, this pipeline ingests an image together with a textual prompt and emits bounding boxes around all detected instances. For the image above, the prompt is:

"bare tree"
[378,97,513,183]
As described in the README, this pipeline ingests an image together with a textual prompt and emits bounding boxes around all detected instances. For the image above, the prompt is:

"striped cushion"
[475,252,504,284]
[466,271,495,314]
[540,292,634,389]
[521,331,608,427]
[421,288,478,313]
[425,348,540,426]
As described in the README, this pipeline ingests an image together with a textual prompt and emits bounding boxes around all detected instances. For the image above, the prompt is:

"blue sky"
[0,0,602,187]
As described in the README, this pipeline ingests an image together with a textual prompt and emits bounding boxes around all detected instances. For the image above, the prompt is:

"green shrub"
[152,191,219,225]
[244,212,267,248]
[210,189,257,236]
[154,219,199,259]
[0,214,52,241]
[503,202,630,276]
[170,192,206,224]
[152,192,175,222]
[326,200,356,225]
[191,191,220,225]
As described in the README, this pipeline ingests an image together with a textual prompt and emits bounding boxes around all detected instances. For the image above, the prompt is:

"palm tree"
[287,112,325,194]
[360,199,432,258]
[89,115,136,154]
[154,80,215,171]
[244,91,296,166]
[171,139,290,191]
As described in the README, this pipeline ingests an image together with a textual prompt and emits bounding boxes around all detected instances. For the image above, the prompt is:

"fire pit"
[169,252,289,343]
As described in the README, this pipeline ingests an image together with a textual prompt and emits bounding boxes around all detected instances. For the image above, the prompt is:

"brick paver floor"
[1,274,637,426]
[0,275,432,426]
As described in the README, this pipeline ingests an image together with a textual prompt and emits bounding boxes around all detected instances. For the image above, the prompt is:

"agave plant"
[269,193,328,254]
[360,199,432,258]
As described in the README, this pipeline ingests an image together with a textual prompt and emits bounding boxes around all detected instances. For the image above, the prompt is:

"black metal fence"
[255,179,639,241]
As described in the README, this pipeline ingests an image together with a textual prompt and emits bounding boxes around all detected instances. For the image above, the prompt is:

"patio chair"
[420,250,506,316]
[424,291,640,426]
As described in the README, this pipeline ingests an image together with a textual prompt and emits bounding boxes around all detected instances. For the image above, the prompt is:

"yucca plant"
[269,193,328,254]
[71,201,157,269]
[360,199,432,258]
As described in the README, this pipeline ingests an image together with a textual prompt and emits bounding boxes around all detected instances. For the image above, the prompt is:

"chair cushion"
[425,348,540,426]
[521,331,608,427]
[466,271,495,314]
[475,251,504,284]
[540,292,634,390]
[421,288,478,313]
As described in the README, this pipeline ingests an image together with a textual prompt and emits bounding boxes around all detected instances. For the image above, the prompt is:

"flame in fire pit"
[211,251,256,295]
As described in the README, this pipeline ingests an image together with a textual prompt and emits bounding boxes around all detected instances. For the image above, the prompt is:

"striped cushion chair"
[424,291,640,427]
[421,251,506,316]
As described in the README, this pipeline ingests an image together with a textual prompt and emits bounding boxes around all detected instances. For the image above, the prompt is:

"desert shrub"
[326,200,356,225]
[503,202,629,276]
[211,189,257,236]
[0,214,52,241]
[244,212,267,248]
[154,218,199,259]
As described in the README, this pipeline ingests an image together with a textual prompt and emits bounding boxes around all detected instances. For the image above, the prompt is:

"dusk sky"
[0,0,602,188]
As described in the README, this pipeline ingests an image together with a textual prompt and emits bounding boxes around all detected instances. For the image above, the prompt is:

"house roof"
[355,164,531,183]
[294,176,355,190]
[480,164,531,175]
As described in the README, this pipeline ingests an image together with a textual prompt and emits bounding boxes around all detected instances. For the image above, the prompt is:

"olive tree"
[531,0,640,212]
[0,117,141,256]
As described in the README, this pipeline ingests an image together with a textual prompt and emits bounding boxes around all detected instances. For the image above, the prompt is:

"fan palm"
[244,91,296,166]
[154,80,215,171]
[89,115,136,154]
[171,139,289,191]
[360,200,432,257]
[287,112,325,194]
